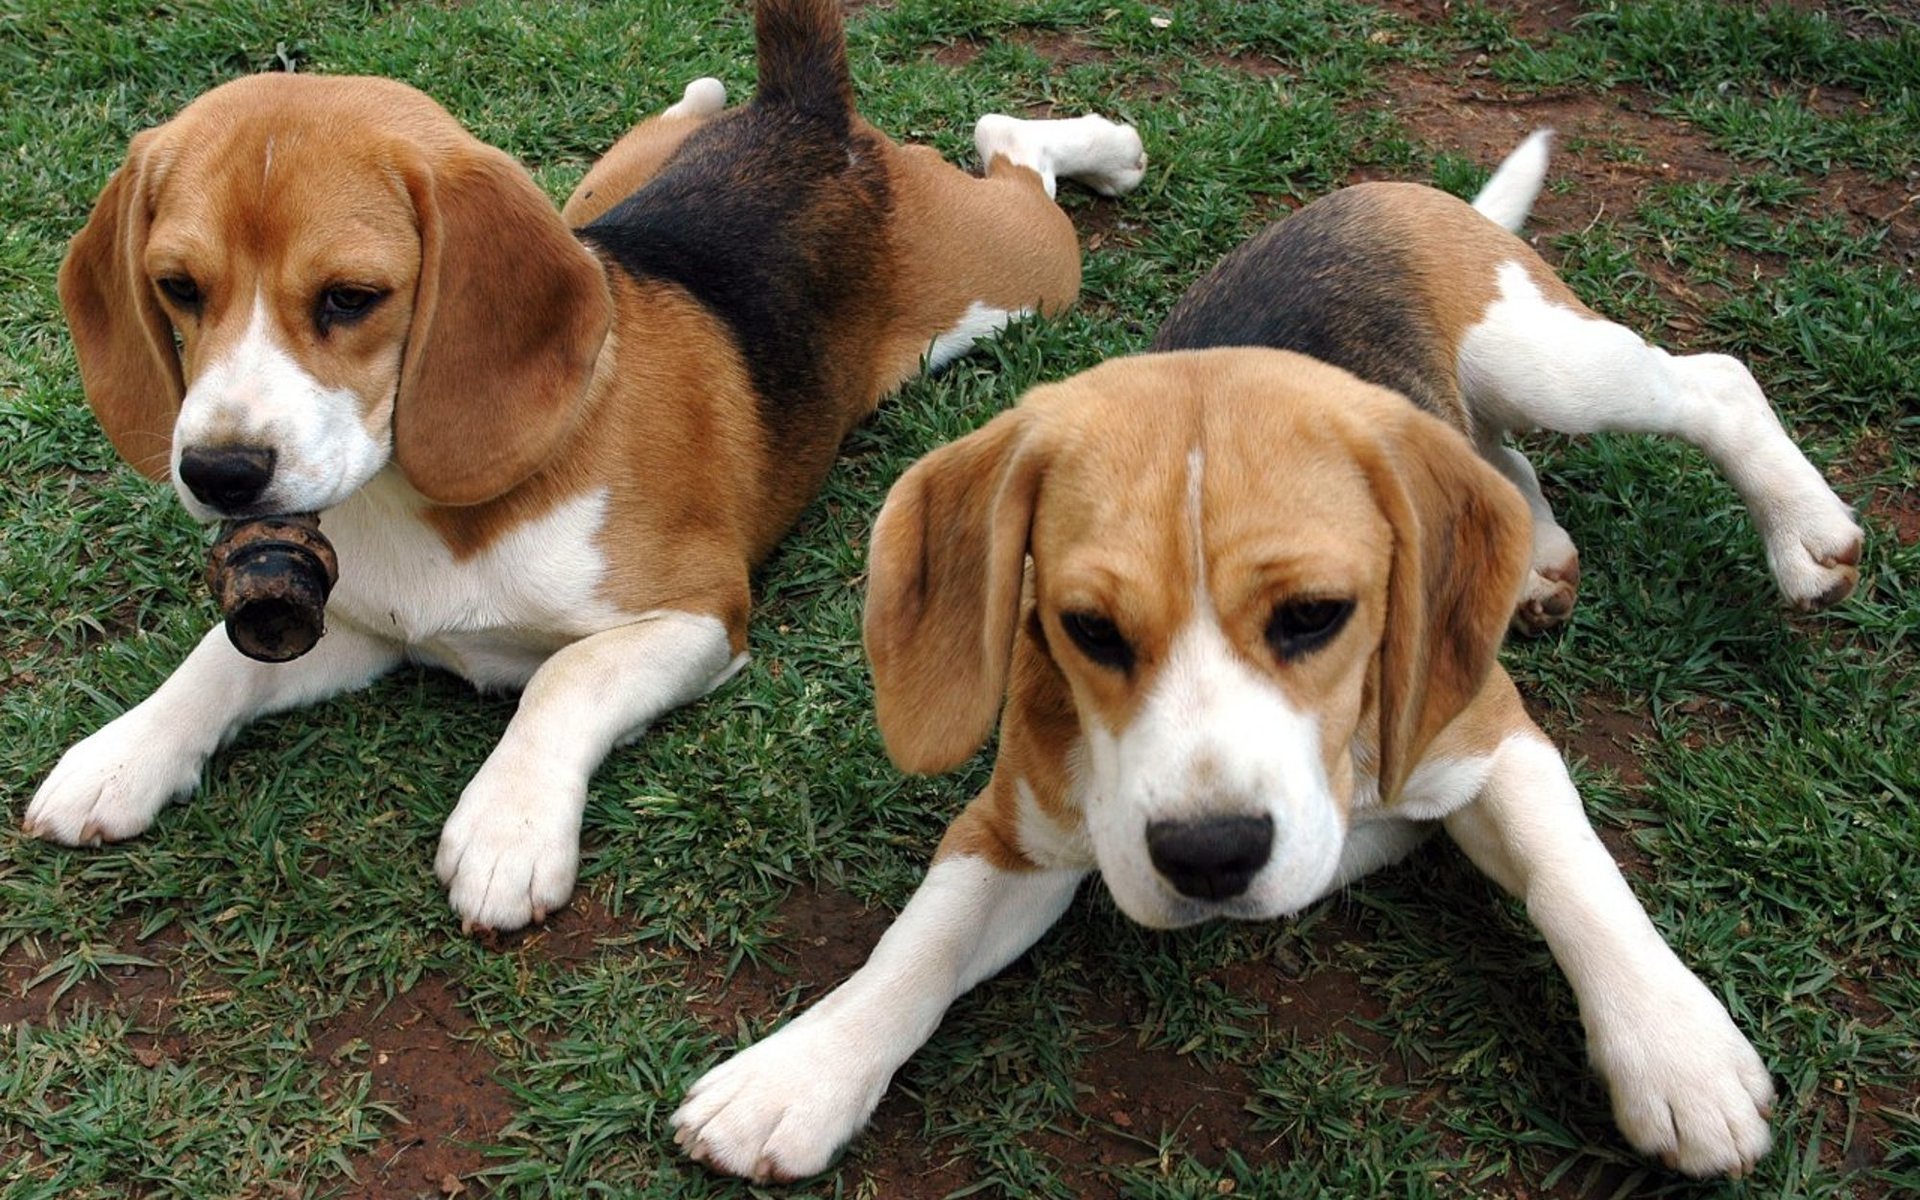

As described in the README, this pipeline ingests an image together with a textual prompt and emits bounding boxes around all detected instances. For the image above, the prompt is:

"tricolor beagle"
[24,0,1147,933]
[671,134,1857,1181]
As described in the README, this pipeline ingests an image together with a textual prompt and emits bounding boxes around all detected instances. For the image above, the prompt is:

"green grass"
[3,1,1917,1197]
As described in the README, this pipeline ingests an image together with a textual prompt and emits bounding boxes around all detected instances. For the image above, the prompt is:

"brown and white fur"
[671,138,1821,1182]
[24,0,1147,933]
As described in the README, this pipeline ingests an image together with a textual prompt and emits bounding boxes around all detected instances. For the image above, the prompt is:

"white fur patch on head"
[171,292,391,518]
[1082,611,1345,928]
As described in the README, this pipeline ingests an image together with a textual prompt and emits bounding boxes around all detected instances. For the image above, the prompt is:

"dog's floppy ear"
[395,144,612,506]
[1360,407,1532,804]
[864,407,1048,774]
[58,131,185,482]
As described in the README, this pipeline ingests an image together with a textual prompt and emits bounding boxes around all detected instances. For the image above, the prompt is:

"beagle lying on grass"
[24,0,1145,932]
[674,134,1862,1181]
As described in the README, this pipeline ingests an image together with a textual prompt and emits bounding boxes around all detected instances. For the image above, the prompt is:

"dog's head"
[866,349,1530,927]
[59,73,612,517]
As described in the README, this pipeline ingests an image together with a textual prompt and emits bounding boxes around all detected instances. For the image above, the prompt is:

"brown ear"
[864,408,1047,774]
[396,146,612,506]
[1361,408,1533,803]
[58,131,184,482]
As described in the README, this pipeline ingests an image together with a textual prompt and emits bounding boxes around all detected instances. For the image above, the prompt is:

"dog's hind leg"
[869,112,1145,392]
[1459,261,1862,611]
[973,112,1147,200]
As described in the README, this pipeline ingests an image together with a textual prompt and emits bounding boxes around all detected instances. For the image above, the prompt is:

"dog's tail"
[754,0,853,130]
[1470,129,1553,234]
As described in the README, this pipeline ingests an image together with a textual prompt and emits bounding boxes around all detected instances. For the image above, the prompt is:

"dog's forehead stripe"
[1185,444,1208,612]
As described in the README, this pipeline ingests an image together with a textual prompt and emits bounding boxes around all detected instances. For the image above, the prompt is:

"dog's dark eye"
[156,276,201,309]
[316,286,384,333]
[1060,610,1133,672]
[1266,598,1353,661]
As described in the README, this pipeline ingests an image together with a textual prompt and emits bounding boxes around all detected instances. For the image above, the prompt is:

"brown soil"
[0,921,192,1064]
[683,883,895,1035]
[314,979,516,1198]
[1550,695,1657,788]
[471,889,639,966]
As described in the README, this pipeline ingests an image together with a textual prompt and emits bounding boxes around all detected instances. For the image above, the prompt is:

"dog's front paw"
[23,715,203,845]
[435,761,583,933]
[1590,974,1774,1177]
[672,1017,888,1183]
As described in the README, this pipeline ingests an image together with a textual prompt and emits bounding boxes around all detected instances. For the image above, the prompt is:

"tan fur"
[563,110,715,227]
[870,348,1534,855]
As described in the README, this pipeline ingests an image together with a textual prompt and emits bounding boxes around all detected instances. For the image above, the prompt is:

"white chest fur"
[320,473,628,690]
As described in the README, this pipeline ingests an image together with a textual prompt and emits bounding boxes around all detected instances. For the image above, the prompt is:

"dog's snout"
[179,445,276,511]
[1145,814,1273,901]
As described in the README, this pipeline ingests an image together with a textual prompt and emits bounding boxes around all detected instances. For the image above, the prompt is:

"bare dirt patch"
[0,922,191,1063]
[1044,989,1261,1187]
[472,889,640,967]
[1832,432,1918,557]
[682,883,894,1035]
[1535,694,1655,789]
[314,977,515,1197]
[1866,484,1920,547]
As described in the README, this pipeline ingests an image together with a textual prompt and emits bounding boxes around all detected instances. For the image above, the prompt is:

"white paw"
[1066,116,1147,197]
[663,76,725,120]
[974,113,1148,199]
[1760,489,1863,612]
[1590,974,1775,1177]
[1512,548,1581,636]
[23,714,203,845]
[434,759,583,933]
[672,1016,889,1183]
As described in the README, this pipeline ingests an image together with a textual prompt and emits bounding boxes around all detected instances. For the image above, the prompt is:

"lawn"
[2,1,1916,1197]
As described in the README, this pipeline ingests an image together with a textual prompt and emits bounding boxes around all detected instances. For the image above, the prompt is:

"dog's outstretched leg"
[973,112,1147,200]
[25,622,401,844]
[1459,262,1863,611]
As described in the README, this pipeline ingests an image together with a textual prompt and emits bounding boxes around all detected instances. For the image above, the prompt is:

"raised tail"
[754,0,853,129]
[1470,129,1553,233]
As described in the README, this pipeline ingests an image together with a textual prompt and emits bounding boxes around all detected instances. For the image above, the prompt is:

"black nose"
[178,445,276,511]
[1146,814,1274,901]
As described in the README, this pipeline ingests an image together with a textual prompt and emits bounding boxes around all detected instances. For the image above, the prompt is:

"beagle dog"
[24,0,1147,933]
[671,135,1852,1181]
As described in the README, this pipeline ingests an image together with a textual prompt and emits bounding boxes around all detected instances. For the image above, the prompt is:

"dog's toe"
[1510,558,1579,636]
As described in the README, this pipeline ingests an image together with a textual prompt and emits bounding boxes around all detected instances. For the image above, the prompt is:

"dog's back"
[579,0,893,458]
[1150,134,1562,433]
